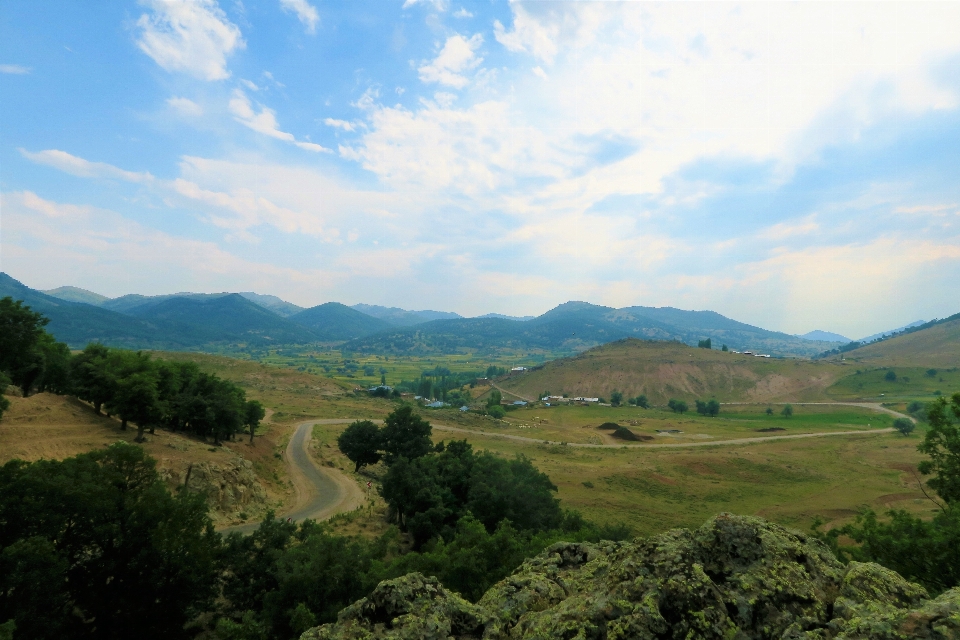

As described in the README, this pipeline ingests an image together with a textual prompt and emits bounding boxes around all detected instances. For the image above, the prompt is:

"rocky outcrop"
[159,457,268,517]
[301,514,960,639]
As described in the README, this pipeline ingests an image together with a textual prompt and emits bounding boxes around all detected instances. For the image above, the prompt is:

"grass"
[307,400,935,538]
[826,366,960,402]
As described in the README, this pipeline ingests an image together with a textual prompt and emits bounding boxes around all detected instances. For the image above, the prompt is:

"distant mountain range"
[4,273,840,356]
[857,320,926,344]
[798,330,851,343]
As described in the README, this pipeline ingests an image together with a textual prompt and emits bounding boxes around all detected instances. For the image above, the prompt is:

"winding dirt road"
[219,420,365,535]
[219,402,907,534]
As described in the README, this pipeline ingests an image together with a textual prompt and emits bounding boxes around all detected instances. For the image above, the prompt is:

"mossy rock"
[302,514,960,640]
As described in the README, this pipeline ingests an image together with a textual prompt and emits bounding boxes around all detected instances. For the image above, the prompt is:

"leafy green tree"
[380,405,433,463]
[487,389,502,408]
[0,373,10,422]
[610,390,623,407]
[885,370,897,382]
[721,344,728,352]
[893,417,915,436]
[766,407,774,415]
[0,443,221,639]
[918,392,960,503]
[69,344,114,414]
[667,398,688,414]
[781,404,794,417]
[416,377,433,398]
[695,399,721,417]
[634,394,649,409]
[34,333,72,395]
[487,405,506,419]
[927,369,939,378]
[698,338,712,349]
[104,350,160,439]
[337,420,383,472]
[244,400,266,444]
[0,297,49,396]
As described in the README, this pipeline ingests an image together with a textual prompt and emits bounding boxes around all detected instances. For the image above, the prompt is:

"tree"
[380,406,432,464]
[893,417,915,436]
[487,389,502,408]
[0,297,49,396]
[927,369,939,378]
[667,398,688,414]
[487,405,506,419]
[337,420,382,472]
[0,373,10,422]
[885,370,897,382]
[698,338,712,349]
[781,404,793,417]
[766,407,774,415]
[696,399,720,417]
[634,394,649,409]
[0,443,221,639]
[245,400,266,444]
[69,344,114,414]
[610,390,623,407]
[104,351,160,439]
[918,392,960,503]
[721,344,728,352]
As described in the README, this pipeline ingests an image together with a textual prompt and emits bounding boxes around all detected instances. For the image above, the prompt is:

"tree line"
[1,408,631,640]
[0,296,265,444]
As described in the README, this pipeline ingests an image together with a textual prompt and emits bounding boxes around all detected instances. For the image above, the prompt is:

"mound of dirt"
[610,426,653,441]
[596,422,621,430]
[302,514,960,640]
[756,427,786,432]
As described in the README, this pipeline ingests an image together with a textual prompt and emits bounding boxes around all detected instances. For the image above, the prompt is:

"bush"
[893,418,915,436]
[487,405,506,419]
[885,370,897,382]
[781,404,793,417]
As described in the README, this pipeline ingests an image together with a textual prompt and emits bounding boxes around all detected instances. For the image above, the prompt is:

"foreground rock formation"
[301,514,960,639]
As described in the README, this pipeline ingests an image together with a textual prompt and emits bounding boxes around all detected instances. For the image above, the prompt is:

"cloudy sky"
[1,1,958,338]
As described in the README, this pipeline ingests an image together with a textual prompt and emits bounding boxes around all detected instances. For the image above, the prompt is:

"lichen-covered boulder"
[300,514,960,640]
[300,573,485,640]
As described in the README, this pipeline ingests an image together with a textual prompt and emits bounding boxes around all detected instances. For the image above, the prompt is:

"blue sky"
[1,1,959,338]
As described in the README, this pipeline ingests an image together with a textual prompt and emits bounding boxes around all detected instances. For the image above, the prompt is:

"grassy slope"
[497,338,850,405]
[835,317,960,368]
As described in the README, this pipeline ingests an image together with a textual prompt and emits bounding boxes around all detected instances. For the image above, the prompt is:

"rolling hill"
[42,285,110,305]
[496,338,849,404]
[833,315,960,367]
[344,301,838,357]
[290,302,393,341]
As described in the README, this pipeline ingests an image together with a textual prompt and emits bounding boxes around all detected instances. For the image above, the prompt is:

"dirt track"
[219,420,365,535]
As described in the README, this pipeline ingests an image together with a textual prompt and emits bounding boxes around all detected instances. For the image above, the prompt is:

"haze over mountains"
[0,272,929,357]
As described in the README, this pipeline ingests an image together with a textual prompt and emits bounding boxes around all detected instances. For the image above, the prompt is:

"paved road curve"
[219,420,363,535]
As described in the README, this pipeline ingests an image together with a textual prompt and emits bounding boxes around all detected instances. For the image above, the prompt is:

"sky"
[1,1,959,339]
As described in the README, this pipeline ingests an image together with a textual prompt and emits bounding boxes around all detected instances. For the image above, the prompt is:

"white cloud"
[1,191,333,300]
[417,34,483,89]
[228,89,332,152]
[279,0,319,34]
[453,7,472,19]
[240,78,260,91]
[323,118,356,132]
[531,66,547,80]
[135,0,244,81]
[493,4,559,65]
[402,0,447,10]
[0,64,30,74]
[19,148,154,183]
[166,96,204,117]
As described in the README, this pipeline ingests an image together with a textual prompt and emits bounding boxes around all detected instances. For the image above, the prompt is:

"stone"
[300,514,960,640]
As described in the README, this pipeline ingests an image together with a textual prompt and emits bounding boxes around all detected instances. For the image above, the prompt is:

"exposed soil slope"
[498,338,848,404]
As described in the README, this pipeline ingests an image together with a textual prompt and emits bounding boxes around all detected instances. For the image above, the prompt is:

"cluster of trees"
[695,399,721,416]
[0,297,265,445]
[71,344,265,444]
[698,338,712,349]
[667,398,689,414]
[0,297,73,418]
[819,391,960,594]
[628,394,650,408]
